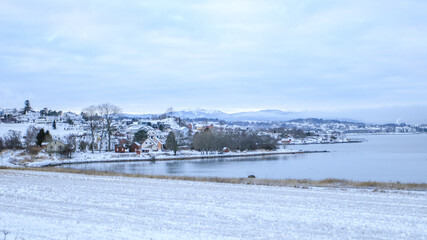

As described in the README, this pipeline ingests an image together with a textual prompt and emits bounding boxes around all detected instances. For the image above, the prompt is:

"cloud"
[0,0,426,121]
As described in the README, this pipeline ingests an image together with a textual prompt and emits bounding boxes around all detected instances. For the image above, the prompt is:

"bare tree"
[24,125,39,151]
[61,134,77,158]
[65,134,77,149]
[166,107,174,118]
[4,130,22,150]
[98,103,121,151]
[82,105,100,153]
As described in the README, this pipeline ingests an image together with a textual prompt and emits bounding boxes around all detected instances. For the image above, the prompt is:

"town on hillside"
[1,101,427,159]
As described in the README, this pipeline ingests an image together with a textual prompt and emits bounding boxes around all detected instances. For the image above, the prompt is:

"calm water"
[62,134,427,183]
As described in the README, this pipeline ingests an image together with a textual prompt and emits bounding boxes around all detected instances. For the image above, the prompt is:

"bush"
[28,146,42,155]
[60,144,75,158]
[4,130,23,150]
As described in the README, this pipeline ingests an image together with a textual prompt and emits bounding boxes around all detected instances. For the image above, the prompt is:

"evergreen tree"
[0,137,4,152]
[165,132,178,155]
[45,130,53,142]
[23,100,32,114]
[133,130,148,143]
[36,129,46,147]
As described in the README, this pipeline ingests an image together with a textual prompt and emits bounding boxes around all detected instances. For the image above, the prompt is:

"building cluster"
[1,108,426,155]
[0,108,215,154]
[281,119,424,134]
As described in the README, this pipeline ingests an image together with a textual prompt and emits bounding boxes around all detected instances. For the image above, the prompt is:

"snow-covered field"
[0,122,82,139]
[0,170,426,240]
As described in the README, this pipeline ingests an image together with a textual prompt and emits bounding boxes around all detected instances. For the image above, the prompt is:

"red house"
[129,142,141,153]
[115,145,126,153]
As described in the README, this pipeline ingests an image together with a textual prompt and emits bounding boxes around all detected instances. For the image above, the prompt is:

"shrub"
[60,144,75,158]
[28,146,42,155]
[4,130,23,150]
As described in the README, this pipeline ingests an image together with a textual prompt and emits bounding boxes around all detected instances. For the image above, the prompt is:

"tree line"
[192,129,277,154]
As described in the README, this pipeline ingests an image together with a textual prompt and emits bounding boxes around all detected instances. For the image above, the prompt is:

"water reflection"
[62,134,427,183]
[165,161,184,174]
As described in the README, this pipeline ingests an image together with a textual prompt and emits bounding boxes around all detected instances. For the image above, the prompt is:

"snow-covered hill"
[122,109,299,122]
[120,105,427,124]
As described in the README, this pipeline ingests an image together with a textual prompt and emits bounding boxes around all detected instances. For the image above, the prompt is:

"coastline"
[0,149,328,168]
[38,150,329,167]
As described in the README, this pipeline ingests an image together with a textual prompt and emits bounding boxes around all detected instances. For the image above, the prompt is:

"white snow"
[0,170,426,240]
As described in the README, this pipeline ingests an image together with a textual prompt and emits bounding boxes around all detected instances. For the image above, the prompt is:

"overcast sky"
[1,0,427,116]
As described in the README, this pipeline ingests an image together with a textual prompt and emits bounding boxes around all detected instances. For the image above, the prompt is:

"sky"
[1,0,427,118]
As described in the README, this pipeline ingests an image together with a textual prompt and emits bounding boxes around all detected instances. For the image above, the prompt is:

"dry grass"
[1,166,426,191]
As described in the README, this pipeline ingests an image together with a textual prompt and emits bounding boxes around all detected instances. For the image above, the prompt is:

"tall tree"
[40,107,48,116]
[166,107,174,118]
[44,130,52,142]
[98,103,121,151]
[165,131,178,155]
[82,105,100,153]
[133,130,148,143]
[0,137,4,152]
[36,129,46,147]
[23,100,32,114]
[24,125,39,150]
[60,134,77,158]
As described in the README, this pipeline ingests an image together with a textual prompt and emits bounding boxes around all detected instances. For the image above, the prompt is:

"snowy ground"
[0,122,82,139]
[0,170,426,240]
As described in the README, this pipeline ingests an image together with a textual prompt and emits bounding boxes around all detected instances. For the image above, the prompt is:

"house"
[129,142,141,152]
[16,111,39,123]
[41,142,50,149]
[140,130,164,151]
[141,137,163,151]
[46,140,66,153]
[126,125,154,143]
[115,145,126,153]
[196,124,214,131]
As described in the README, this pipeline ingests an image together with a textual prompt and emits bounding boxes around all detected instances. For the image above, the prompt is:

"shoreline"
[285,140,363,145]
[1,167,426,191]
[41,150,328,167]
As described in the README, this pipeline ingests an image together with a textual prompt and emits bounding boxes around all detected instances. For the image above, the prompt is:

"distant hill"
[119,104,427,124]
[120,109,299,122]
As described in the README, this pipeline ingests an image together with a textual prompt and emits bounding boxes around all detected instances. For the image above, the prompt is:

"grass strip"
[1,166,426,191]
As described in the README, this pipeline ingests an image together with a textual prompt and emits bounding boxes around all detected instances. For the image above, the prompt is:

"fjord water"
[64,134,427,183]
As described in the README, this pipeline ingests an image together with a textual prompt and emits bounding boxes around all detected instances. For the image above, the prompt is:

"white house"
[140,130,165,151]
[45,140,66,153]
